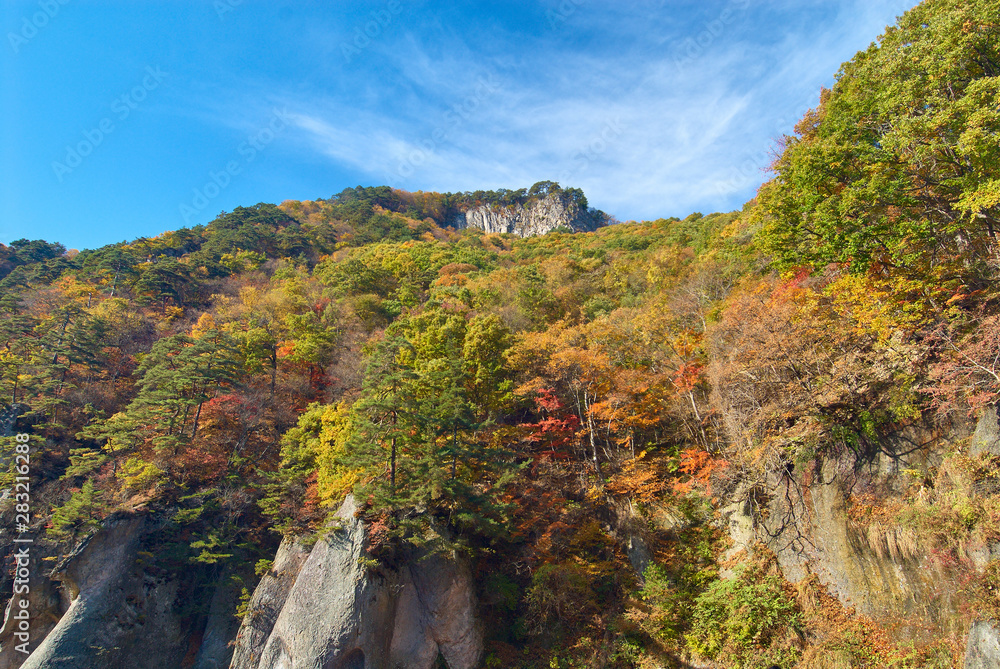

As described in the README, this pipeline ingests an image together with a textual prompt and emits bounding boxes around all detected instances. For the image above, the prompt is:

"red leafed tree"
[523,388,580,461]
[927,311,1000,415]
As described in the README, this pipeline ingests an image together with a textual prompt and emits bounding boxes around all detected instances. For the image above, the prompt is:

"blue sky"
[1,0,917,251]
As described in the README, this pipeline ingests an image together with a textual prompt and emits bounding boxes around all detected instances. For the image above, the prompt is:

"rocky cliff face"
[0,540,62,668]
[229,538,311,669]
[0,405,24,439]
[15,515,186,669]
[453,192,606,237]
[965,621,1000,669]
[723,414,1000,666]
[231,495,482,669]
[12,419,999,668]
[3,514,240,669]
[4,499,481,669]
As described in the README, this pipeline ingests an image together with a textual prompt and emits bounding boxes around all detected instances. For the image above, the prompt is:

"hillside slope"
[2,1,1000,667]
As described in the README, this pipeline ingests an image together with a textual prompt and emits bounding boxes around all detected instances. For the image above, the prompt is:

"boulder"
[965,621,1000,669]
[971,406,1000,457]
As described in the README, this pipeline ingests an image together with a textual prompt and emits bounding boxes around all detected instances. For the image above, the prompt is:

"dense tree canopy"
[756,0,1000,287]
[6,5,1000,665]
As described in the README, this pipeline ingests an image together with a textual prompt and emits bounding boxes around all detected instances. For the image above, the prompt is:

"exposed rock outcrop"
[726,453,966,638]
[971,405,1000,457]
[229,538,311,668]
[194,575,243,669]
[453,192,606,237]
[0,536,63,668]
[17,515,193,669]
[721,417,1000,665]
[6,514,242,669]
[626,534,651,582]
[231,496,482,669]
[965,621,1000,669]
[0,405,25,438]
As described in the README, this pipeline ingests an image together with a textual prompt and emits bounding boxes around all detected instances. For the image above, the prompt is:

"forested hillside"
[3,1,1000,667]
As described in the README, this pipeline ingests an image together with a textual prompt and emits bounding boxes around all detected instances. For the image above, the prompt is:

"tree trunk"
[192,400,204,439]
[688,391,709,447]
[270,344,277,397]
[584,390,602,477]
[390,436,397,491]
[390,411,397,492]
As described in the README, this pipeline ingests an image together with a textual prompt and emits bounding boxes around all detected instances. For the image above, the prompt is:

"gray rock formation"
[10,514,241,669]
[626,535,651,582]
[971,405,1000,457]
[722,428,967,641]
[229,539,311,668]
[194,575,243,669]
[15,515,202,669]
[966,621,1000,669]
[717,411,1000,669]
[231,496,482,669]
[0,405,25,438]
[17,515,186,669]
[0,538,63,668]
[453,192,605,237]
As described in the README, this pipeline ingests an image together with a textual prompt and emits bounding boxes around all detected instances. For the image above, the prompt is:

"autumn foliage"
[6,6,1000,662]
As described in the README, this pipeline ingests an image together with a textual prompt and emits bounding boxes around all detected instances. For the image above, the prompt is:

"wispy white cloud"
[245,0,918,220]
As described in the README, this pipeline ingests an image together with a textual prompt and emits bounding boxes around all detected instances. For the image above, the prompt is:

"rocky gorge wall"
[722,412,1000,668]
[1,497,482,669]
[5,416,1000,668]
[230,495,482,669]
[0,513,239,669]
